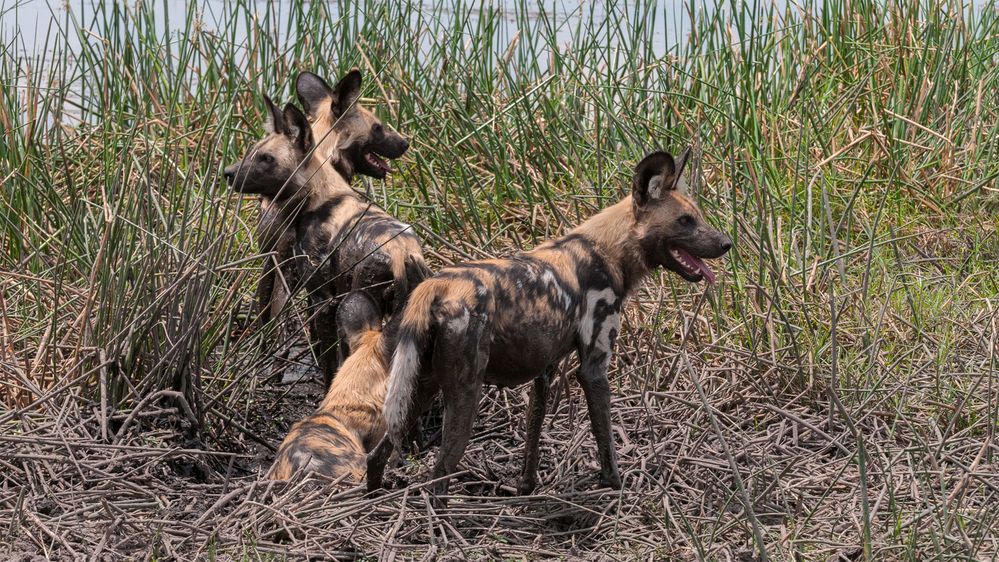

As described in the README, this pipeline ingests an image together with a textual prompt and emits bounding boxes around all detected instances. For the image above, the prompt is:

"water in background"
[4,0,991,129]
[1,0,690,60]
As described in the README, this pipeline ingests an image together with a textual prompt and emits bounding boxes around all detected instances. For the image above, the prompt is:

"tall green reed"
[0,0,994,464]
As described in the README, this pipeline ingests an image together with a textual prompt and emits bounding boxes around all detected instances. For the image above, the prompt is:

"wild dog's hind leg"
[430,308,489,495]
[366,436,393,491]
[517,368,552,495]
[367,376,440,491]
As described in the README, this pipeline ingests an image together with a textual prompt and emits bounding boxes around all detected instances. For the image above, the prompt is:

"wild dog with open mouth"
[290,69,430,384]
[268,291,393,481]
[224,86,428,387]
[251,69,414,329]
[296,69,409,183]
[367,148,733,495]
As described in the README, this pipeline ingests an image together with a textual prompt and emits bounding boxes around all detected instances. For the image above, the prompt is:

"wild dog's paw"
[516,476,539,496]
[598,472,622,490]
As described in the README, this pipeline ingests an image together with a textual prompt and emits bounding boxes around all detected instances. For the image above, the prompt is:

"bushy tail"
[382,282,437,449]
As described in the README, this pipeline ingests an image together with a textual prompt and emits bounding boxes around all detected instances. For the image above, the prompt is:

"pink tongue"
[674,247,716,284]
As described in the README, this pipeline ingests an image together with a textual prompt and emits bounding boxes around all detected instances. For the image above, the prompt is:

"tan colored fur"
[268,328,389,482]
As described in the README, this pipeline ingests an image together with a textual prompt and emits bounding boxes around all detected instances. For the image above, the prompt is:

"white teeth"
[366,153,389,171]
[669,248,696,273]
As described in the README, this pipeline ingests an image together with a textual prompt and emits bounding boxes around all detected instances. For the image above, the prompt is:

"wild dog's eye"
[372,123,383,135]
[256,153,274,165]
[678,215,695,227]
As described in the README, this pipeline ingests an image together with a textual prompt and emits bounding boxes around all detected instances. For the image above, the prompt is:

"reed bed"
[1,0,997,558]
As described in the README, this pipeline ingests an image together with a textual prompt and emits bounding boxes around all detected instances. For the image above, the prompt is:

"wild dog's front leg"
[303,267,338,387]
[517,368,552,495]
[256,255,278,327]
[575,351,621,490]
[269,256,300,356]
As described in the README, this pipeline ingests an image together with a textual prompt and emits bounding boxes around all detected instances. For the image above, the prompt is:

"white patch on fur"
[383,340,420,446]
[448,307,470,333]
[542,270,572,312]
[579,288,620,355]
[648,174,665,199]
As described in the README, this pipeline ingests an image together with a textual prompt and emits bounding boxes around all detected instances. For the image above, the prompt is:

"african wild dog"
[290,69,430,384]
[225,97,324,340]
[296,69,409,184]
[252,69,414,330]
[367,148,733,495]
[224,79,429,387]
[269,291,393,481]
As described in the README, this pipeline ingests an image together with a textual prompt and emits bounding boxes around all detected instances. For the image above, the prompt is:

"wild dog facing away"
[367,148,732,495]
[269,291,393,481]
[225,88,428,387]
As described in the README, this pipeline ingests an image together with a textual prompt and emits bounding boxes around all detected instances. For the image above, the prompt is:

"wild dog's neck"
[312,126,357,184]
[294,153,355,212]
[569,196,649,294]
[331,156,356,184]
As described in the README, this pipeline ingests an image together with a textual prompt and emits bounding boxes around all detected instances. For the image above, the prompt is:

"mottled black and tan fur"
[368,149,733,495]
[233,71,416,330]
[225,71,429,386]
[292,70,430,383]
[268,291,393,481]
[225,99,317,334]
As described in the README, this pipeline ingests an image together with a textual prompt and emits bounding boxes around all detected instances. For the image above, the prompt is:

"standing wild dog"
[269,291,393,481]
[253,69,414,329]
[290,69,430,384]
[225,84,429,387]
[368,148,733,495]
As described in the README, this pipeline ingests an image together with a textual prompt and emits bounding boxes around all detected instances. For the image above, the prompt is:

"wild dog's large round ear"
[632,150,677,207]
[263,95,285,134]
[295,71,334,120]
[331,68,362,117]
[282,103,314,152]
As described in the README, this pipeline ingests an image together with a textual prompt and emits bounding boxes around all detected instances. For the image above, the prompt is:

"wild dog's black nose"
[399,137,410,153]
[719,238,733,253]
[223,166,236,183]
